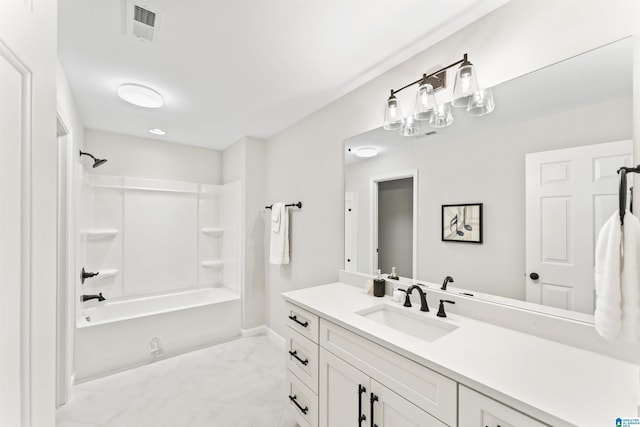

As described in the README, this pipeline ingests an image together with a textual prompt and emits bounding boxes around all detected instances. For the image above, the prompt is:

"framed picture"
[442,203,483,243]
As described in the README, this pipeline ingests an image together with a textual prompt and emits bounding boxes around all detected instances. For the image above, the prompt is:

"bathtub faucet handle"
[81,267,99,284]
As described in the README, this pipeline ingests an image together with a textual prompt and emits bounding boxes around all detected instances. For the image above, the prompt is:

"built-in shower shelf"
[201,227,224,237]
[201,260,224,269]
[94,269,118,280]
[83,228,119,239]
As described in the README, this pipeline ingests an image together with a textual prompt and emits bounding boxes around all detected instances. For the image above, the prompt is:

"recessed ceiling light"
[117,83,164,108]
[355,147,378,158]
[148,128,166,135]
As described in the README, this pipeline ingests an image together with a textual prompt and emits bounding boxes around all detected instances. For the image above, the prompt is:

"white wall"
[346,96,632,300]
[264,0,640,338]
[223,137,267,329]
[84,129,222,184]
[56,62,86,404]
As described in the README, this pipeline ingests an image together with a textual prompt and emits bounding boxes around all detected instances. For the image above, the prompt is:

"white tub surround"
[75,174,244,381]
[282,282,638,427]
[75,288,240,381]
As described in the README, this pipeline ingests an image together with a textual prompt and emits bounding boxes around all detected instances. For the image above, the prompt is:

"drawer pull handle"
[358,384,367,425]
[289,350,309,366]
[288,394,309,415]
[370,393,378,427]
[288,315,309,328]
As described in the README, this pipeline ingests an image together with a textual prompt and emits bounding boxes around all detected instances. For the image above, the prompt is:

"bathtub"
[74,286,241,381]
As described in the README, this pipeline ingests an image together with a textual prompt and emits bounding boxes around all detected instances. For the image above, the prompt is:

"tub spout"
[81,293,105,302]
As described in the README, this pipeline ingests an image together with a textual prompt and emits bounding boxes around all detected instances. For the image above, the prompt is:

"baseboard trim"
[241,325,285,348]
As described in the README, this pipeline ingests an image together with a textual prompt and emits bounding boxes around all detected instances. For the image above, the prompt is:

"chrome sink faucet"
[402,285,429,312]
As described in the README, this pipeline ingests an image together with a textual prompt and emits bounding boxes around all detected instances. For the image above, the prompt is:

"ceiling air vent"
[128,2,159,42]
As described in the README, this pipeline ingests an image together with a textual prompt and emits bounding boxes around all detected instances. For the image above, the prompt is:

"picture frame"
[441,203,483,243]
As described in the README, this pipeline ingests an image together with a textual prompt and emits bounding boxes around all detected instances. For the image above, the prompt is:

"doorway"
[370,171,417,279]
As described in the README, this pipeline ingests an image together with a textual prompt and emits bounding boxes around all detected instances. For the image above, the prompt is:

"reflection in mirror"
[344,38,633,320]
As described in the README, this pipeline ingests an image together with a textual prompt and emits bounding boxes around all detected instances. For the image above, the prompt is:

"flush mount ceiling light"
[383,53,494,136]
[117,83,164,108]
[148,128,166,135]
[355,147,378,158]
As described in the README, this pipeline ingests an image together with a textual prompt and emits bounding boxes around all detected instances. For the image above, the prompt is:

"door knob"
[529,272,539,280]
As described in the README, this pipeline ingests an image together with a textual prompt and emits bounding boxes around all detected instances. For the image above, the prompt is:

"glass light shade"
[429,103,454,128]
[451,63,479,107]
[383,96,403,130]
[466,88,495,116]
[117,84,164,108]
[414,82,436,120]
[399,116,419,137]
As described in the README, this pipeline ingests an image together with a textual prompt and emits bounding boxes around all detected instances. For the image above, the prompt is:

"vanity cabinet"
[285,303,320,427]
[285,300,553,427]
[458,386,546,427]
[320,348,446,426]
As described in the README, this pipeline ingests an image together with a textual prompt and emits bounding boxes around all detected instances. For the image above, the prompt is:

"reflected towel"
[595,210,640,342]
[269,203,289,265]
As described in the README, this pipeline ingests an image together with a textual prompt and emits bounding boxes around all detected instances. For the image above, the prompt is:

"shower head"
[92,158,108,168]
[79,150,108,168]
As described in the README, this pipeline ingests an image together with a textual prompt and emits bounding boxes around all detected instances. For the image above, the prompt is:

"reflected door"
[525,140,632,314]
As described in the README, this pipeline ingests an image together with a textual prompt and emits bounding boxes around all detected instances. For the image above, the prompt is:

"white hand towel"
[269,203,290,265]
[621,212,640,342]
[271,203,282,232]
[594,211,622,340]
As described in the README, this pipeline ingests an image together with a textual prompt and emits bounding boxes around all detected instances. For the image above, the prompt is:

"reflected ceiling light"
[117,83,164,108]
[148,128,166,135]
[383,53,494,135]
[355,147,378,158]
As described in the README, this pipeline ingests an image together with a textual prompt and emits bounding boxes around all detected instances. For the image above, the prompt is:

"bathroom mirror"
[344,37,633,320]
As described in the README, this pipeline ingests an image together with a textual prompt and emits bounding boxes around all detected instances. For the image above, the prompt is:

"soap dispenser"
[373,269,386,297]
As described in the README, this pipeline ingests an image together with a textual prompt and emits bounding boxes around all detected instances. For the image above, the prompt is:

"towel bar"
[266,202,302,210]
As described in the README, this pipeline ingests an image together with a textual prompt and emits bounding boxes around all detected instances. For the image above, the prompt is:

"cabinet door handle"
[288,394,308,415]
[288,315,309,328]
[358,384,367,426]
[370,393,378,427]
[288,350,309,366]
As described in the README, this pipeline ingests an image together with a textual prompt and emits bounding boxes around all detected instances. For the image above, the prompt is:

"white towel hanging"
[594,210,640,342]
[269,203,289,265]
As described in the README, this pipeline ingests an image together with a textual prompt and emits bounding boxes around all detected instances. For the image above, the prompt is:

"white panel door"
[0,0,57,425]
[525,140,632,314]
[319,348,369,427]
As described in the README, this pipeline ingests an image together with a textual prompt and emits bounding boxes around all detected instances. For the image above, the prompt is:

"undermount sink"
[356,304,458,342]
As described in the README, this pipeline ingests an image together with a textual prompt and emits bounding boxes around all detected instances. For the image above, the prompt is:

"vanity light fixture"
[148,128,166,135]
[383,53,494,135]
[117,83,164,108]
[355,147,378,158]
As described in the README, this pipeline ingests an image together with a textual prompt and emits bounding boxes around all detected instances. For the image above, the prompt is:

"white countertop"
[283,282,639,427]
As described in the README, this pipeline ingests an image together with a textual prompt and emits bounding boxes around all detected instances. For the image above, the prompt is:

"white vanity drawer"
[286,328,319,393]
[320,319,457,426]
[459,386,547,427]
[286,302,319,344]
[287,370,318,427]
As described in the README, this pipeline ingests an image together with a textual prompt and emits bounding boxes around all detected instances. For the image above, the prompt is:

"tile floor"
[56,335,298,427]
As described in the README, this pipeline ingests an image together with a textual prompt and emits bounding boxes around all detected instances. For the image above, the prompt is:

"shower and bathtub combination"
[74,167,242,381]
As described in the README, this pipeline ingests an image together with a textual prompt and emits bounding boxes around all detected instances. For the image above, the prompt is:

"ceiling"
[58,0,509,150]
